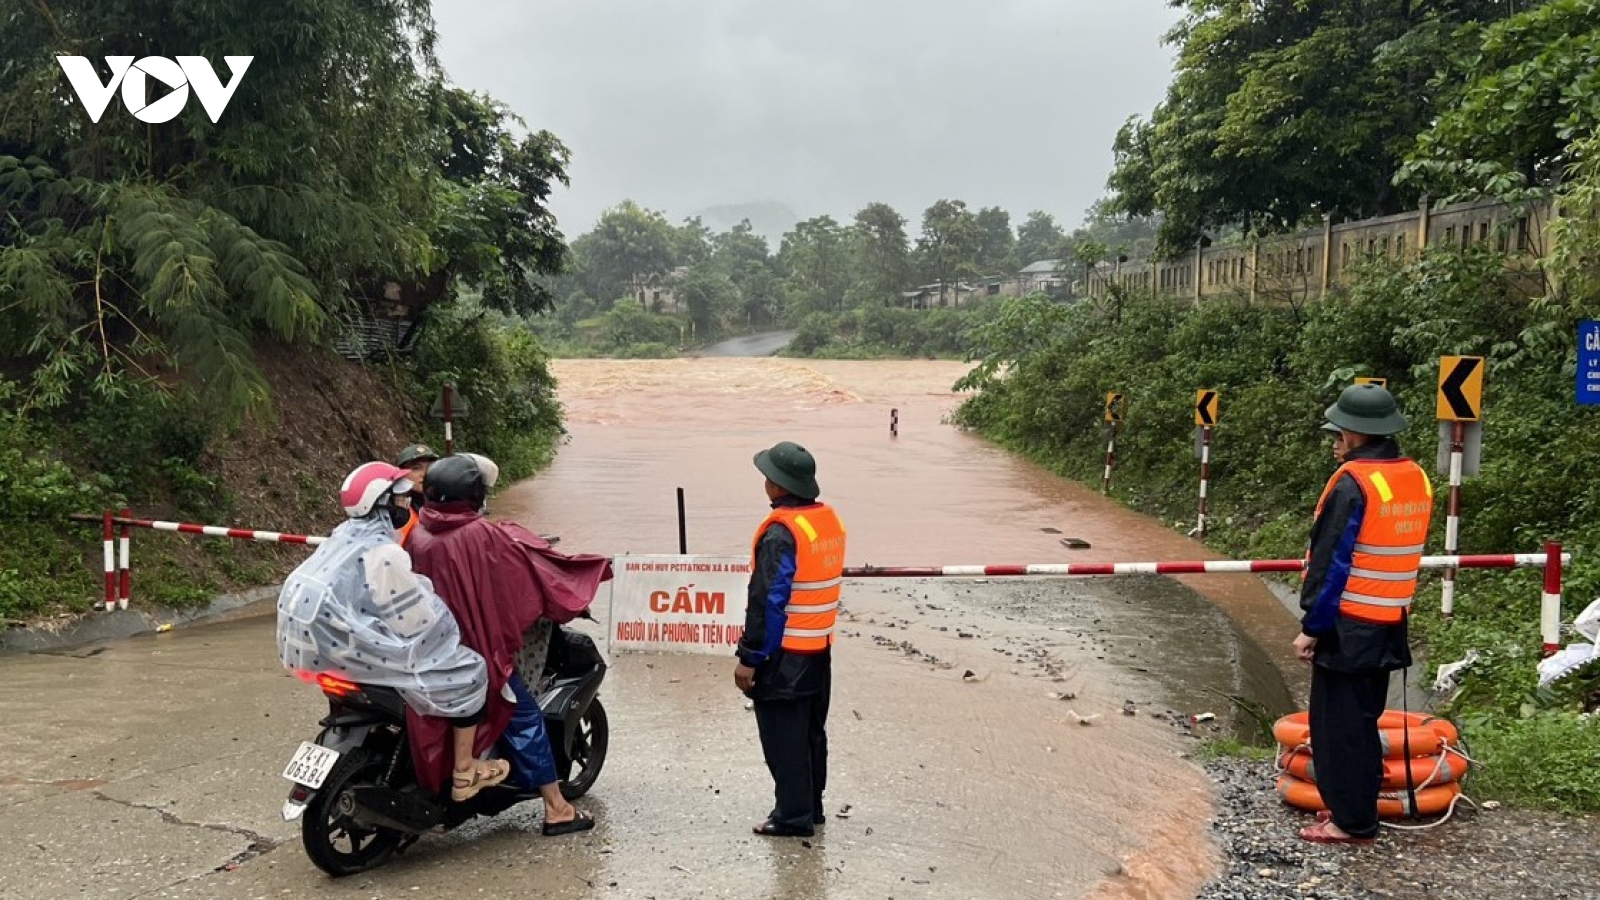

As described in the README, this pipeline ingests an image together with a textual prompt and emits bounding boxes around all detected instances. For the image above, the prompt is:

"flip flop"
[1298,821,1374,845]
[542,810,596,837]
[753,820,814,838]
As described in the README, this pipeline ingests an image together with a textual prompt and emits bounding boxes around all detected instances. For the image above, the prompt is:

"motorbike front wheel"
[559,698,609,801]
[301,747,404,877]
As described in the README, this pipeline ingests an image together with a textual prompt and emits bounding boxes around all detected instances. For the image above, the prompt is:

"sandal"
[1297,820,1374,845]
[451,759,511,802]
[542,810,596,836]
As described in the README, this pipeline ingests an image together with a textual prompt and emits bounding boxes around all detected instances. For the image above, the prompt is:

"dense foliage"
[0,0,569,617]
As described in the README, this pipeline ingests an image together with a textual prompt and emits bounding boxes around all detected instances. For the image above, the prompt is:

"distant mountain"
[692,201,802,247]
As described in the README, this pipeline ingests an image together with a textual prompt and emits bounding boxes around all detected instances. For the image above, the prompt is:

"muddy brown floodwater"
[491,358,1305,898]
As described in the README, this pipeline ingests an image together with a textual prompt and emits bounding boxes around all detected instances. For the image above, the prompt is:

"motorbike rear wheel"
[302,748,404,877]
[559,698,609,801]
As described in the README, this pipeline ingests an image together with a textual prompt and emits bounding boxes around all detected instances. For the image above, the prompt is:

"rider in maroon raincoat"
[404,454,611,832]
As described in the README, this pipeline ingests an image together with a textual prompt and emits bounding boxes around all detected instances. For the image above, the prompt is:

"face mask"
[386,502,410,530]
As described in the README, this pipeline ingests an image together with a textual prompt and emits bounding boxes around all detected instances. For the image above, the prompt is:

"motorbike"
[278,620,609,876]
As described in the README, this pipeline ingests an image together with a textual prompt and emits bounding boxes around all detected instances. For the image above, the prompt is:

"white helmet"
[459,453,500,489]
[340,462,413,518]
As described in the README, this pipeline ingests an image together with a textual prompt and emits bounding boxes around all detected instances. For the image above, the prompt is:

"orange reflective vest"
[1310,458,1434,624]
[398,508,418,546]
[751,503,847,653]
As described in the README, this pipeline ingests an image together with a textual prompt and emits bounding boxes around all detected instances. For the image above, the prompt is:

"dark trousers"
[1308,664,1390,838]
[752,685,830,831]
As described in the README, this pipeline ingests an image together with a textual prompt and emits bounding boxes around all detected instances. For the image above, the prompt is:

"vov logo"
[57,56,253,124]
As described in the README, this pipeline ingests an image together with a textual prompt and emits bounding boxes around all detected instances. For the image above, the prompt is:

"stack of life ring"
[1272,710,1469,818]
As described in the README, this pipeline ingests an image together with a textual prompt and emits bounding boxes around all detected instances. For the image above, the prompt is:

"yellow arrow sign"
[1355,376,1388,388]
[1194,389,1220,427]
[1436,356,1484,422]
[1104,392,1125,424]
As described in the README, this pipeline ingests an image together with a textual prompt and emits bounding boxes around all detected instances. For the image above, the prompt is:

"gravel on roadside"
[1196,756,1600,900]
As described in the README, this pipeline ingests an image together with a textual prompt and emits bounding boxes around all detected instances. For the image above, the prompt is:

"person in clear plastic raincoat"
[276,462,511,802]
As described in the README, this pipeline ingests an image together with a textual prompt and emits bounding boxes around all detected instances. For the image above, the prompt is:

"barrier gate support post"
[1542,540,1563,657]
[101,509,115,612]
[118,507,131,609]
[1196,425,1212,539]
[676,487,687,554]
[1442,420,1465,618]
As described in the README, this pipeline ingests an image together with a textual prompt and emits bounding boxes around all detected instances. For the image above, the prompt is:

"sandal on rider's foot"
[451,759,511,802]
[542,810,596,836]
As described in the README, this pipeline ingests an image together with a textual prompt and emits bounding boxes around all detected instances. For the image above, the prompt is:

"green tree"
[1108,0,1512,251]
[676,268,739,340]
[916,199,980,305]
[1402,0,1600,198]
[430,88,571,317]
[973,206,1017,275]
[572,201,678,307]
[779,215,851,314]
[1015,210,1067,268]
[850,202,913,307]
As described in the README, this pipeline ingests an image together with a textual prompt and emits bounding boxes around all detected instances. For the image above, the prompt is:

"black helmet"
[423,454,487,507]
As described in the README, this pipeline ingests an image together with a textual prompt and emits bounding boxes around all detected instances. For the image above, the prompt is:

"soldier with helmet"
[1295,384,1434,844]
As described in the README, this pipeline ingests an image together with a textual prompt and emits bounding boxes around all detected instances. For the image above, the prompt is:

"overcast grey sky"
[430,0,1182,241]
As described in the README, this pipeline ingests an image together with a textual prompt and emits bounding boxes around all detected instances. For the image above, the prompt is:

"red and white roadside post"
[118,507,131,610]
[1102,392,1123,495]
[442,382,456,456]
[102,509,116,612]
[1441,419,1466,617]
[1193,390,1219,539]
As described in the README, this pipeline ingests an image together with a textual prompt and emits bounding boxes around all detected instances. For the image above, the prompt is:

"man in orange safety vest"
[1296,383,1433,844]
[735,440,846,838]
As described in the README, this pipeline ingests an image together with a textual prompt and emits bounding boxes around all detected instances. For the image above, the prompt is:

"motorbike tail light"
[292,669,362,698]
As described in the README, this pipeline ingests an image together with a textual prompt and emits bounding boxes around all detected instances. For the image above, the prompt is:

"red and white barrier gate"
[844,547,1569,657]
[76,510,1571,657]
[78,512,328,611]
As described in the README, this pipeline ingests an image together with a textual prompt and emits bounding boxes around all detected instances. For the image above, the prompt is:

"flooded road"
[0,356,1306,900]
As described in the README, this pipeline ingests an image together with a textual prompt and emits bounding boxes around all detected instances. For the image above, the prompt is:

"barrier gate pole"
[1542,540,1563,656]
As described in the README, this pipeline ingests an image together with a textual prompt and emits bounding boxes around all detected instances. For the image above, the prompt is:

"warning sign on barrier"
[607,554,749,655]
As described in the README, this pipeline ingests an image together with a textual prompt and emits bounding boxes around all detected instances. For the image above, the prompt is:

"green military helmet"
[1324,383,1409,437]
[395,443,440,468]
[753,440,821,500]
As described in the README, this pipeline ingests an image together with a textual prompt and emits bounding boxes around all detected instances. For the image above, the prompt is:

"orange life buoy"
[1272,710,1459,758]
[1278,747,1468,789]
[1276,774,1462,818]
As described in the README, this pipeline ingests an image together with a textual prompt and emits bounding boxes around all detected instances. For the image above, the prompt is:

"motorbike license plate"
[281,742,340,790]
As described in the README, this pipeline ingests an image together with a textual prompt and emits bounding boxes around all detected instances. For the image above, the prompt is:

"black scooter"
[279,623,608,876]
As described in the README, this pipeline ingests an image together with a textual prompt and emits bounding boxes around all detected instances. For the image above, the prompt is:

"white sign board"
[608,554,749,655]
